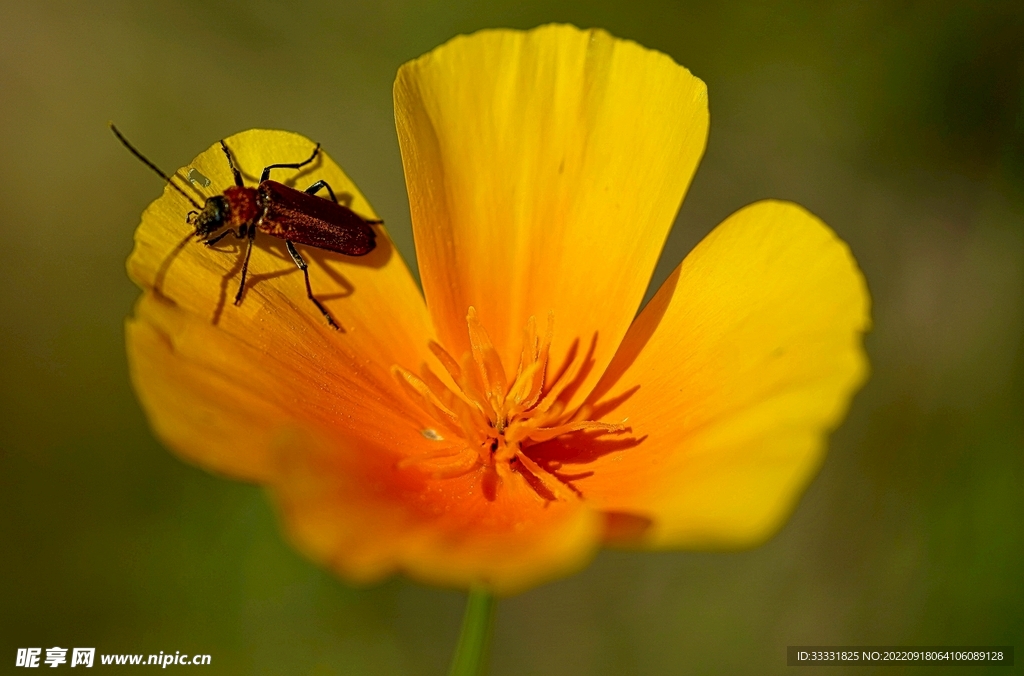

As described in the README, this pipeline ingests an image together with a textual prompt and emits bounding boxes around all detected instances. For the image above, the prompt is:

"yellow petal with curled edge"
[125,129,438,482]
[539,200,871,548]
[395,24,709,410]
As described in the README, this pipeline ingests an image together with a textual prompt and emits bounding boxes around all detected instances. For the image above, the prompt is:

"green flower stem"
[447,587,496,676]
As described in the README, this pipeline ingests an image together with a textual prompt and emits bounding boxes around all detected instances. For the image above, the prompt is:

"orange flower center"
[392,308,626,499]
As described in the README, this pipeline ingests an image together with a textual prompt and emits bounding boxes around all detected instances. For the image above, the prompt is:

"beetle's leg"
[261,144,320,183]
[304,180,383,224]
[203,225,247,247]
[219,141,244,187]
[233,227,257,306]
[285,240,339,330]
[304,179,338,203]
[204,230,233,247]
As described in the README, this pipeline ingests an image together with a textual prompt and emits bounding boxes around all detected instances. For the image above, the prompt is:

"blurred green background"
[2,1,1022,674]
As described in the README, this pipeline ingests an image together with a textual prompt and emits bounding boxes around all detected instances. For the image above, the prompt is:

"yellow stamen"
[393,310,629,499]
[399,447,479,479]
[392,365,461,434]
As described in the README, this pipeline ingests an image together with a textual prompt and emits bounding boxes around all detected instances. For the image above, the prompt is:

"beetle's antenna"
[110,123,203,210]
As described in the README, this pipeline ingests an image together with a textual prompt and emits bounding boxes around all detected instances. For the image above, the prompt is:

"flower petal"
[557,201,871,547]
[270,427,602,596]
[395,24,709,406]
[125,129,437,481]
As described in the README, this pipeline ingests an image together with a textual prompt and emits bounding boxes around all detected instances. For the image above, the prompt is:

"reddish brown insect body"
[111,124,380,329]
[218,182,375,256]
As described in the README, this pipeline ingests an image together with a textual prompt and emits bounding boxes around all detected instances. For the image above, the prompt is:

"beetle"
[111,124,380,329]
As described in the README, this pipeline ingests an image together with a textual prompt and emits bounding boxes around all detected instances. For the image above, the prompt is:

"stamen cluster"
[393,308,625,499]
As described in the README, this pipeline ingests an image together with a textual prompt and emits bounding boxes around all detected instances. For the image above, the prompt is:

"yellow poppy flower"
[125,24,870,596]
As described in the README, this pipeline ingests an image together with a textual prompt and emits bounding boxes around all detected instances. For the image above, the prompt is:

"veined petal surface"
[395,25,709,407]
[126,130,436,482]
[557,201,871,547]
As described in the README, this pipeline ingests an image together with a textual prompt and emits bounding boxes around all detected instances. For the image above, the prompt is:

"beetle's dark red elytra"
[248,182,376,256]
[111,124,380,329]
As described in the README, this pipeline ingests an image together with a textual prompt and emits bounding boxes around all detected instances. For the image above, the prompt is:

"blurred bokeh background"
[2,1,1022,674]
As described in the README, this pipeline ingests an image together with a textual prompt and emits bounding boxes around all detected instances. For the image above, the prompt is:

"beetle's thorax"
[193,186,263,237]
[222,186,261,228]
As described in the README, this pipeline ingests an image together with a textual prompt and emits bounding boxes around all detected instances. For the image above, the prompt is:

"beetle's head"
[189,195,229,237]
